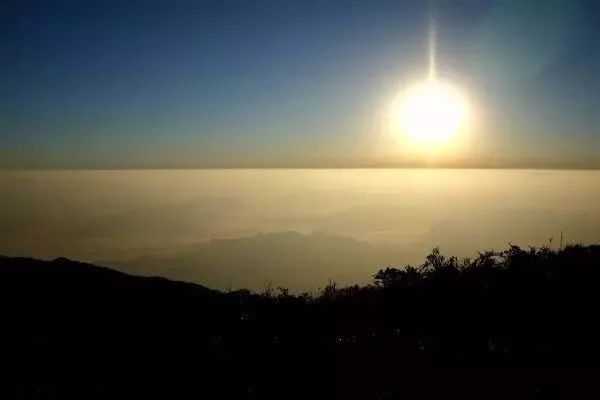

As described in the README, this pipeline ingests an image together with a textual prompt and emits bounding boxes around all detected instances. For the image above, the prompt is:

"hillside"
[2,245,600,399]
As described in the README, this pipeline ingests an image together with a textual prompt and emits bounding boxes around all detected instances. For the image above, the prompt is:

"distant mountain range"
[97,231,412,291]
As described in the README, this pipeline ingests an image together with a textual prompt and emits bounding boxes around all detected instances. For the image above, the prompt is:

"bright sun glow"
[391,79,469,152]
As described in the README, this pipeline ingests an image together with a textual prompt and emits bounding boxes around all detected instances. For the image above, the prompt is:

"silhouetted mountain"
[2,245,600,399]
[99,231,410,291]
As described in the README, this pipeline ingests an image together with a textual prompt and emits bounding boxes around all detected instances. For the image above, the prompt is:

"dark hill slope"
[2,246,600,399]
[0,256,234,399]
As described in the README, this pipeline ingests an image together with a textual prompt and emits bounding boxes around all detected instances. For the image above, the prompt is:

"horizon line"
[2,165,600,172]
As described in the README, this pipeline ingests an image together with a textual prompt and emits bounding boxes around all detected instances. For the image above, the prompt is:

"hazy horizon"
[2,0,599,288]
[2,168,599,291]
[4,163,600,171]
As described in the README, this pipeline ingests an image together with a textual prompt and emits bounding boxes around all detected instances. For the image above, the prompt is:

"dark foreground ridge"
[2,244,600,399]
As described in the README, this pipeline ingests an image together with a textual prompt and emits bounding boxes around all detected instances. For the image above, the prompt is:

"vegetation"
[2,244,600,399]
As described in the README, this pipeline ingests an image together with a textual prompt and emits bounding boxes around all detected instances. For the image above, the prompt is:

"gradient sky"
[2,0,599,168]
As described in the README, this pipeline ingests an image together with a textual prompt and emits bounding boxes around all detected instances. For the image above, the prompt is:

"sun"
[390,79,469,152]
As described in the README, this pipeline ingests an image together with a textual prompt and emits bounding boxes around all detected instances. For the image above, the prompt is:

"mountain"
[0,255,234,398]
[98,231,411,291]
[3,245,600,399]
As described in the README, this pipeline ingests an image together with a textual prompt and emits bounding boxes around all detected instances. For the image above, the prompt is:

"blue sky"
[2,0,599,168]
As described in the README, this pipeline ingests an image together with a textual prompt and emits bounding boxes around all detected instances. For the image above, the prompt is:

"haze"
[2,169,598,291]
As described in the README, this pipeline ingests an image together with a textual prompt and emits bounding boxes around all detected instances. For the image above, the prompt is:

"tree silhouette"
[2,244,600,399]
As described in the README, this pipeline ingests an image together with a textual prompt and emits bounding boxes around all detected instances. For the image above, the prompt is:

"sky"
[2,0,599,169]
